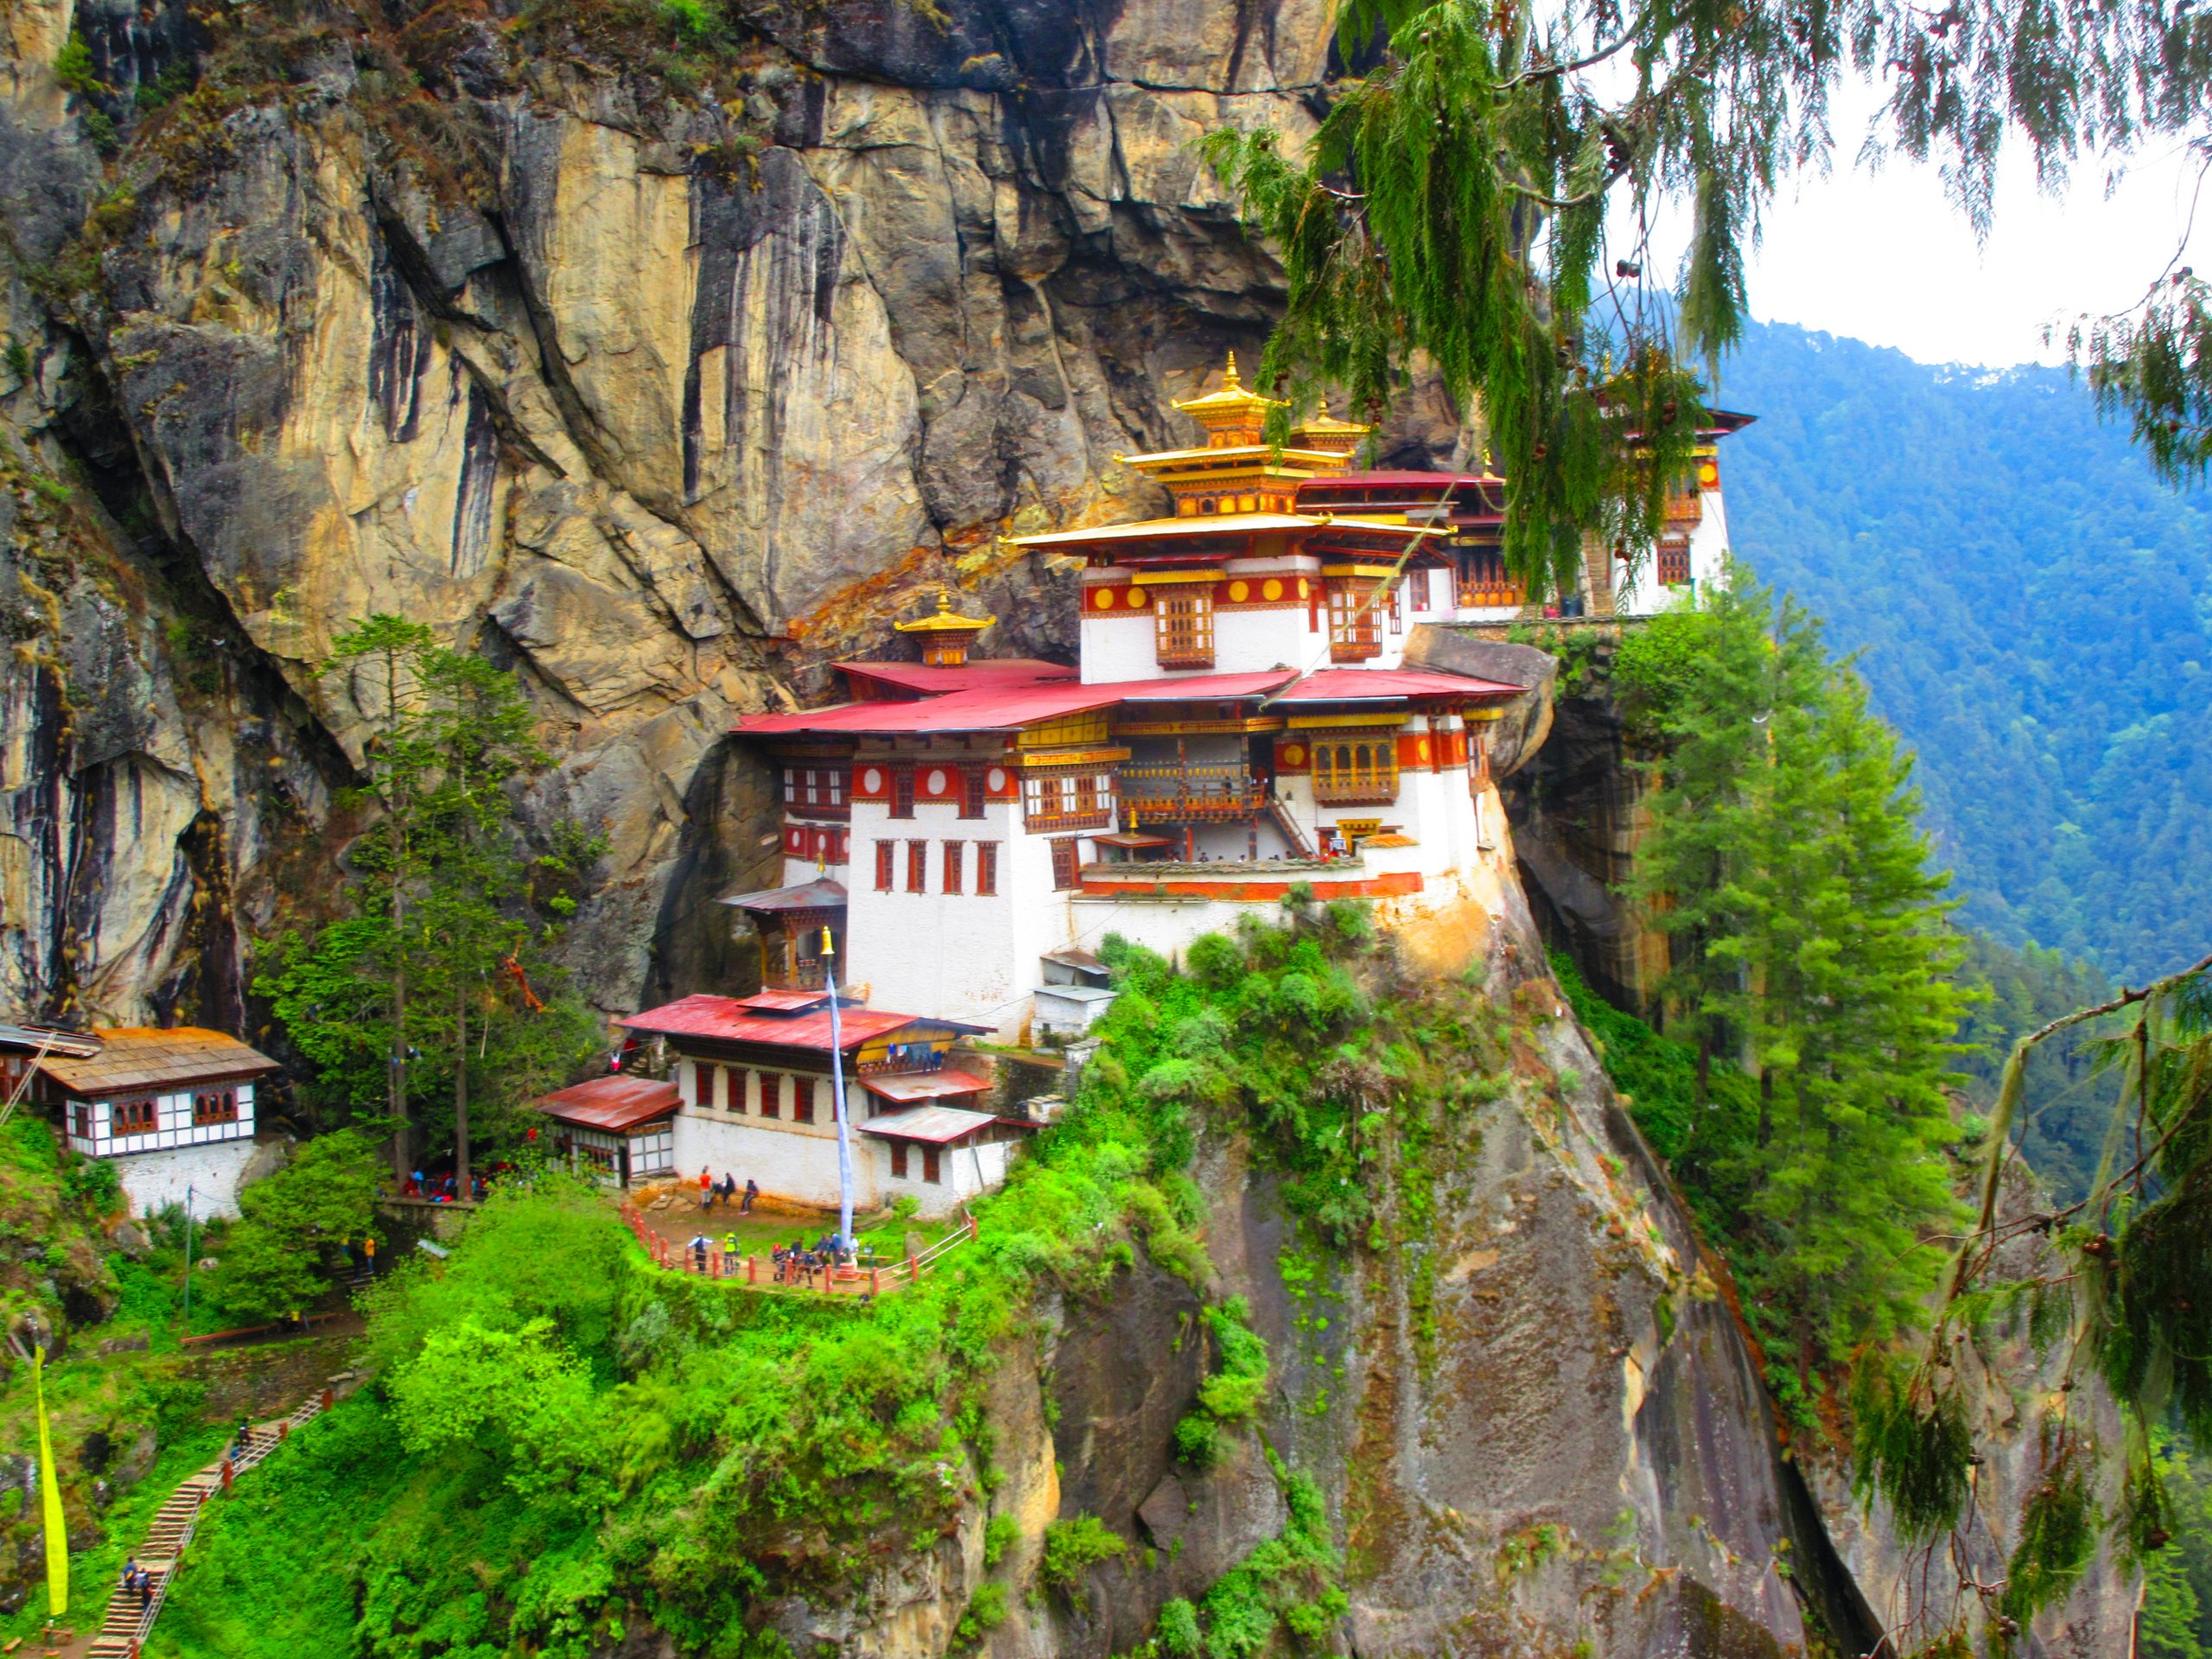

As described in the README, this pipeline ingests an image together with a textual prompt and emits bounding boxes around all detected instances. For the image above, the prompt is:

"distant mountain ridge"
[1717,318,2212,979]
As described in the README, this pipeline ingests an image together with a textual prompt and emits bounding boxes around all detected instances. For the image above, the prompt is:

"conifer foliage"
[1613,570,1968,1386]
[256,617,604,1185]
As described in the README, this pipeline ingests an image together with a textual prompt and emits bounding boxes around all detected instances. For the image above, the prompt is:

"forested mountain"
[1718,320,2212,980]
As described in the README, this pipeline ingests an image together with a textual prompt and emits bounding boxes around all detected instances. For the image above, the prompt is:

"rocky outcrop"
[0,0,1349,1024]
[1478,626,1672,1019]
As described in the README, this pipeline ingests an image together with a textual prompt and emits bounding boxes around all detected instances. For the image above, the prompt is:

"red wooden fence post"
[747,1254,757,1284]
[869,1267,879,1296]
[906,1250,918,1283]
[219,1460,233,1492]
[278,1421,289,1441]
[321,1388,334,1410]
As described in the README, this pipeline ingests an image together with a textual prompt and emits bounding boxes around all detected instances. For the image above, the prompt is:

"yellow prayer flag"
[33,1346,67,1618]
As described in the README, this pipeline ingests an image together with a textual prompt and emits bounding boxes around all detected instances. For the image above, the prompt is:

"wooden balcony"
[1120,762,1267,823]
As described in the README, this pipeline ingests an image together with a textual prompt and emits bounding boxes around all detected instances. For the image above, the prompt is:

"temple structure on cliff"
[614,356,1747,1211]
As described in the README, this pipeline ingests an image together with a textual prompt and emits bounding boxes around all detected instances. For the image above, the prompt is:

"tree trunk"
[1757,1067,1773,1148]
[391,956,410,1184]
[454,985,471,1198]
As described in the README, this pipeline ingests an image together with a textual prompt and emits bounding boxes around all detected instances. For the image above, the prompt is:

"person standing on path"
[697,1166,713,1209]
[741,1178,758,1213]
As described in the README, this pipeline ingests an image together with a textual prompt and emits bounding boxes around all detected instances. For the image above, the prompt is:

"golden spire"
[893,584,995,665]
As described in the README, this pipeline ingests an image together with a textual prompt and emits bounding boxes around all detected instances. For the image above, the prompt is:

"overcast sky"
[1726,89,2210,370]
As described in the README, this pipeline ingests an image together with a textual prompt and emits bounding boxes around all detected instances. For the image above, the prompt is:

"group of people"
[696,1167,758,1211]
[771,1235,875,1285]
[118,1557,156,1611]
[403,1169,487,1203]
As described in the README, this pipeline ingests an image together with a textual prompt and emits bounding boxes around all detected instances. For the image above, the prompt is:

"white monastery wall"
[673,1107,882,1211]
[118,1137,259,1219]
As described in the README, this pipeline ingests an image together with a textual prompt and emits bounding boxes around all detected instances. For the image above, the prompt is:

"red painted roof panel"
[1274,668,1527,702]
[836,659,1076,697]
[620,994,920,1052]
[735,671,1299,737]
[535,1075,681,1133]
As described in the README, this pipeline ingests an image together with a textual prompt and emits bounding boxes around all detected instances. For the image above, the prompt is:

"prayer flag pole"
[823,926,855,1258]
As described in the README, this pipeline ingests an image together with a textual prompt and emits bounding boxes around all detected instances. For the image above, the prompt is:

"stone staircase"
[82,1381,346,1659]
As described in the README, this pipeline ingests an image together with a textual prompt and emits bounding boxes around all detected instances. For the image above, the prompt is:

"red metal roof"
[1300,471,1504,489]
[620,994,921,1053]
[861,1069,991,1104]
[732,989,832,1010]
[535,1075,681,1133]
[836,659,1076,698]
[1112,670,1300,702]
[734,671,1297,737]
[718,880,848,915]
[1273,668,1527,702]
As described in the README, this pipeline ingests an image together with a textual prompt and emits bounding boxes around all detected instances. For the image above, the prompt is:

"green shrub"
[1173,1411,1221,1469]
[982,1512,1019,1568]
[1158,1597,1201,1656]
[55,31,103,96]
[1039,1516,1128,1610]
[1197,1301,1269,1421]
[953,1580,1007,1646]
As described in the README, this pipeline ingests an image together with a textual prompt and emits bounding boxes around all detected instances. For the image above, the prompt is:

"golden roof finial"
[1224,349,1241,387]
[894,584,995,635]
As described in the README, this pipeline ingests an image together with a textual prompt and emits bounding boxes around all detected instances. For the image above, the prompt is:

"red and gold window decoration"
[782,823,849,863]
[1023,769,1116,832]
[111,1098,157,1136]
[1313,738,1401,804]
[1154,588,1215,669]
[1325,580,1384,662]
[1656,543,1692,587]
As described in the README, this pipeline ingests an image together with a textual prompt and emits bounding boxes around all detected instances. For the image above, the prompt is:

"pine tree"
[1616,575,1967,1382]
[257,619,604,1184]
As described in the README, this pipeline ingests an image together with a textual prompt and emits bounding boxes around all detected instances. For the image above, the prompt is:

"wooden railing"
[89,1387,341,1658]
[619,1202,980,1297]
[1120,763,1266,823]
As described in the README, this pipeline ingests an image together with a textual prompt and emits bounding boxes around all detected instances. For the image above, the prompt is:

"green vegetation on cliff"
[156,901,1516,1656]
[1607,574,1968,1399]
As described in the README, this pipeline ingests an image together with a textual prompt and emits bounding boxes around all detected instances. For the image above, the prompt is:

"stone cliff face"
[1,0,1482,1025]
[0,4,2139,1654]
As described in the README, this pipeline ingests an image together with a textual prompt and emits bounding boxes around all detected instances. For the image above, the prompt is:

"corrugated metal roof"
[0,1024,103,1059]
[836,660,1074,696]
[36,1028,278,1096]
[1273,668,1526,702]
[859,1103,999,1143]
[718,878,848,913]
[1113,671,1300,702]
[620,994,921,1053]
[536,1075,681,1132]
[735,671,1297,738]
[861,1069,991,1104]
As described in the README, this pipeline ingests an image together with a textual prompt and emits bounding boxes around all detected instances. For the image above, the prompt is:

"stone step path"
[78,1379,346,1659]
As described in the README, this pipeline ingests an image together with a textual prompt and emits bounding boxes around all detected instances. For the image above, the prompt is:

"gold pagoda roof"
[1170,352,1286,428]
[1012,511,1428,549]
[1292,399,1372,454]
[893,587,995,634]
